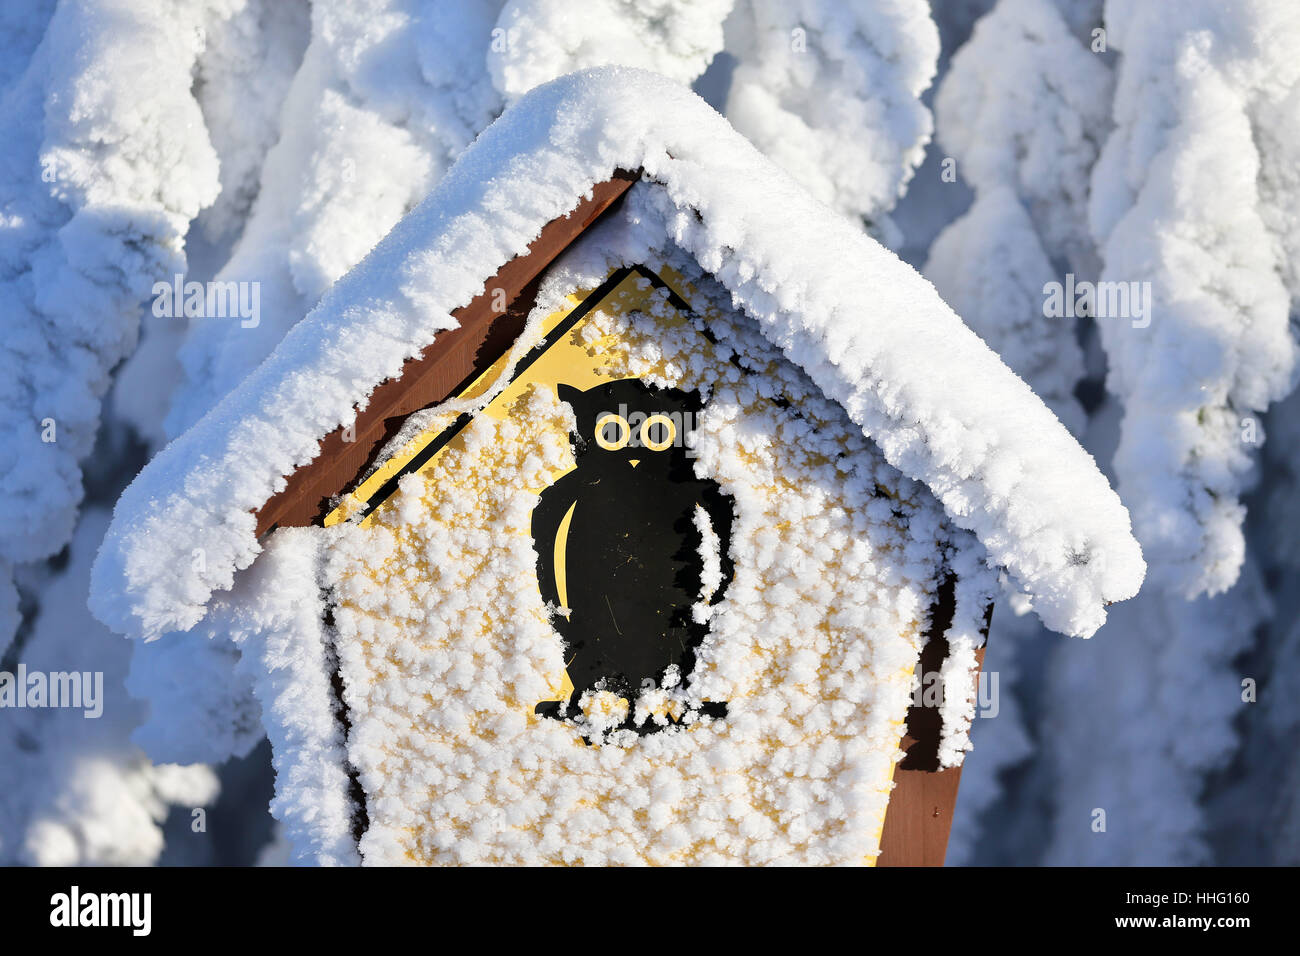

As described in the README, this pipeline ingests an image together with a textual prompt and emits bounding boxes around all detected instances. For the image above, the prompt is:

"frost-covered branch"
[724,0,939,230]
[1090,0,1300,597]
[0,0,221,587]
[926,0,1112,432]
[488,0,734,100]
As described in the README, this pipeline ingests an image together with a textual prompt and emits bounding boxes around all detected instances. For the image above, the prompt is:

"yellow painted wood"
[327,265,921,864]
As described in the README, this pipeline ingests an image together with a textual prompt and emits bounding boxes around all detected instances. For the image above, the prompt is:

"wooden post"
[877,590,991,867]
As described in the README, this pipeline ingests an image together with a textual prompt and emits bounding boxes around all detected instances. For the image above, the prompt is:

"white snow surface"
[488,0,733,100]
[200,527,359,866]
[0,0,225,620]
[926,186,1086,434]
[934,0,1111,273]
[692,503,723,624]
[934,534,998,767]
[168,0,506,435]
[1,511,219,866]
[925,0,1111,435]
[90,67,1145,645]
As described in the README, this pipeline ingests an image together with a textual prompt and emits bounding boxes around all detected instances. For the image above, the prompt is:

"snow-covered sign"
[90,68,1145,866]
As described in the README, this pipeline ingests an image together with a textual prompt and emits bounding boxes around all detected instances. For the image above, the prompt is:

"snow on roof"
[90,67,1144,642]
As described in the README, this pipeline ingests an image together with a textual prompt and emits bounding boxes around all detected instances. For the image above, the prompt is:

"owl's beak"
[628,459,641,468]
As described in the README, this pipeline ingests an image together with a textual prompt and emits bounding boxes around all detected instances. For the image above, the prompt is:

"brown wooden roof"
[253,169,640,536]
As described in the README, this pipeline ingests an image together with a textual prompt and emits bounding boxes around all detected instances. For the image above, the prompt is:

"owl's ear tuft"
[555,382,592,438]
[555,383,583,407]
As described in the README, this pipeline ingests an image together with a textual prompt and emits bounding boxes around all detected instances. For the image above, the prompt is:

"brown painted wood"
[876,593,992,867]
[253,169,640,535]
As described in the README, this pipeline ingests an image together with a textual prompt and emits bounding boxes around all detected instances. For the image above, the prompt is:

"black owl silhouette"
[532,378,734,732]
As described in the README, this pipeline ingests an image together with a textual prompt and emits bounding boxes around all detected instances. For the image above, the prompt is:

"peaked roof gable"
[91,67,1144,641]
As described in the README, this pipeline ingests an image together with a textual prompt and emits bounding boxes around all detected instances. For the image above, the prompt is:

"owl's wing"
[530,470,581,611]
[698,481,736,607]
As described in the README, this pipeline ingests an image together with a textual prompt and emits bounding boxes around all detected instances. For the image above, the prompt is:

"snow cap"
[91,67,1144,641]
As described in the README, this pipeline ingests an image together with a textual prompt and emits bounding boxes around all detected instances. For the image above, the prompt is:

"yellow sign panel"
[328,267,728,720]
[326,264,924,865]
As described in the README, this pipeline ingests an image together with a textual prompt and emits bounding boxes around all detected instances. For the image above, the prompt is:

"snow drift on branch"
[724,0,939,228]
[169,0,505,433]
[0,512,219,866]
[935,0,1111,272]
[927,187,1086,433]
[926,0,1112,434]
[488,0,733,100]
[0,0,221,582]
[1089,0,1300,597]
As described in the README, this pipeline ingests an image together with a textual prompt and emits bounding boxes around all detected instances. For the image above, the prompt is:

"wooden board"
[877,595,991,867]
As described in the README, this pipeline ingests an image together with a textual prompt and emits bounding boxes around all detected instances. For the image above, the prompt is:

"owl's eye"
[640,414,676,452]
[595,413,631,450]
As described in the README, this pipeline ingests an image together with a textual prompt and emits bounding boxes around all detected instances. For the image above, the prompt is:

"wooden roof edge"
[252,168,640,537]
